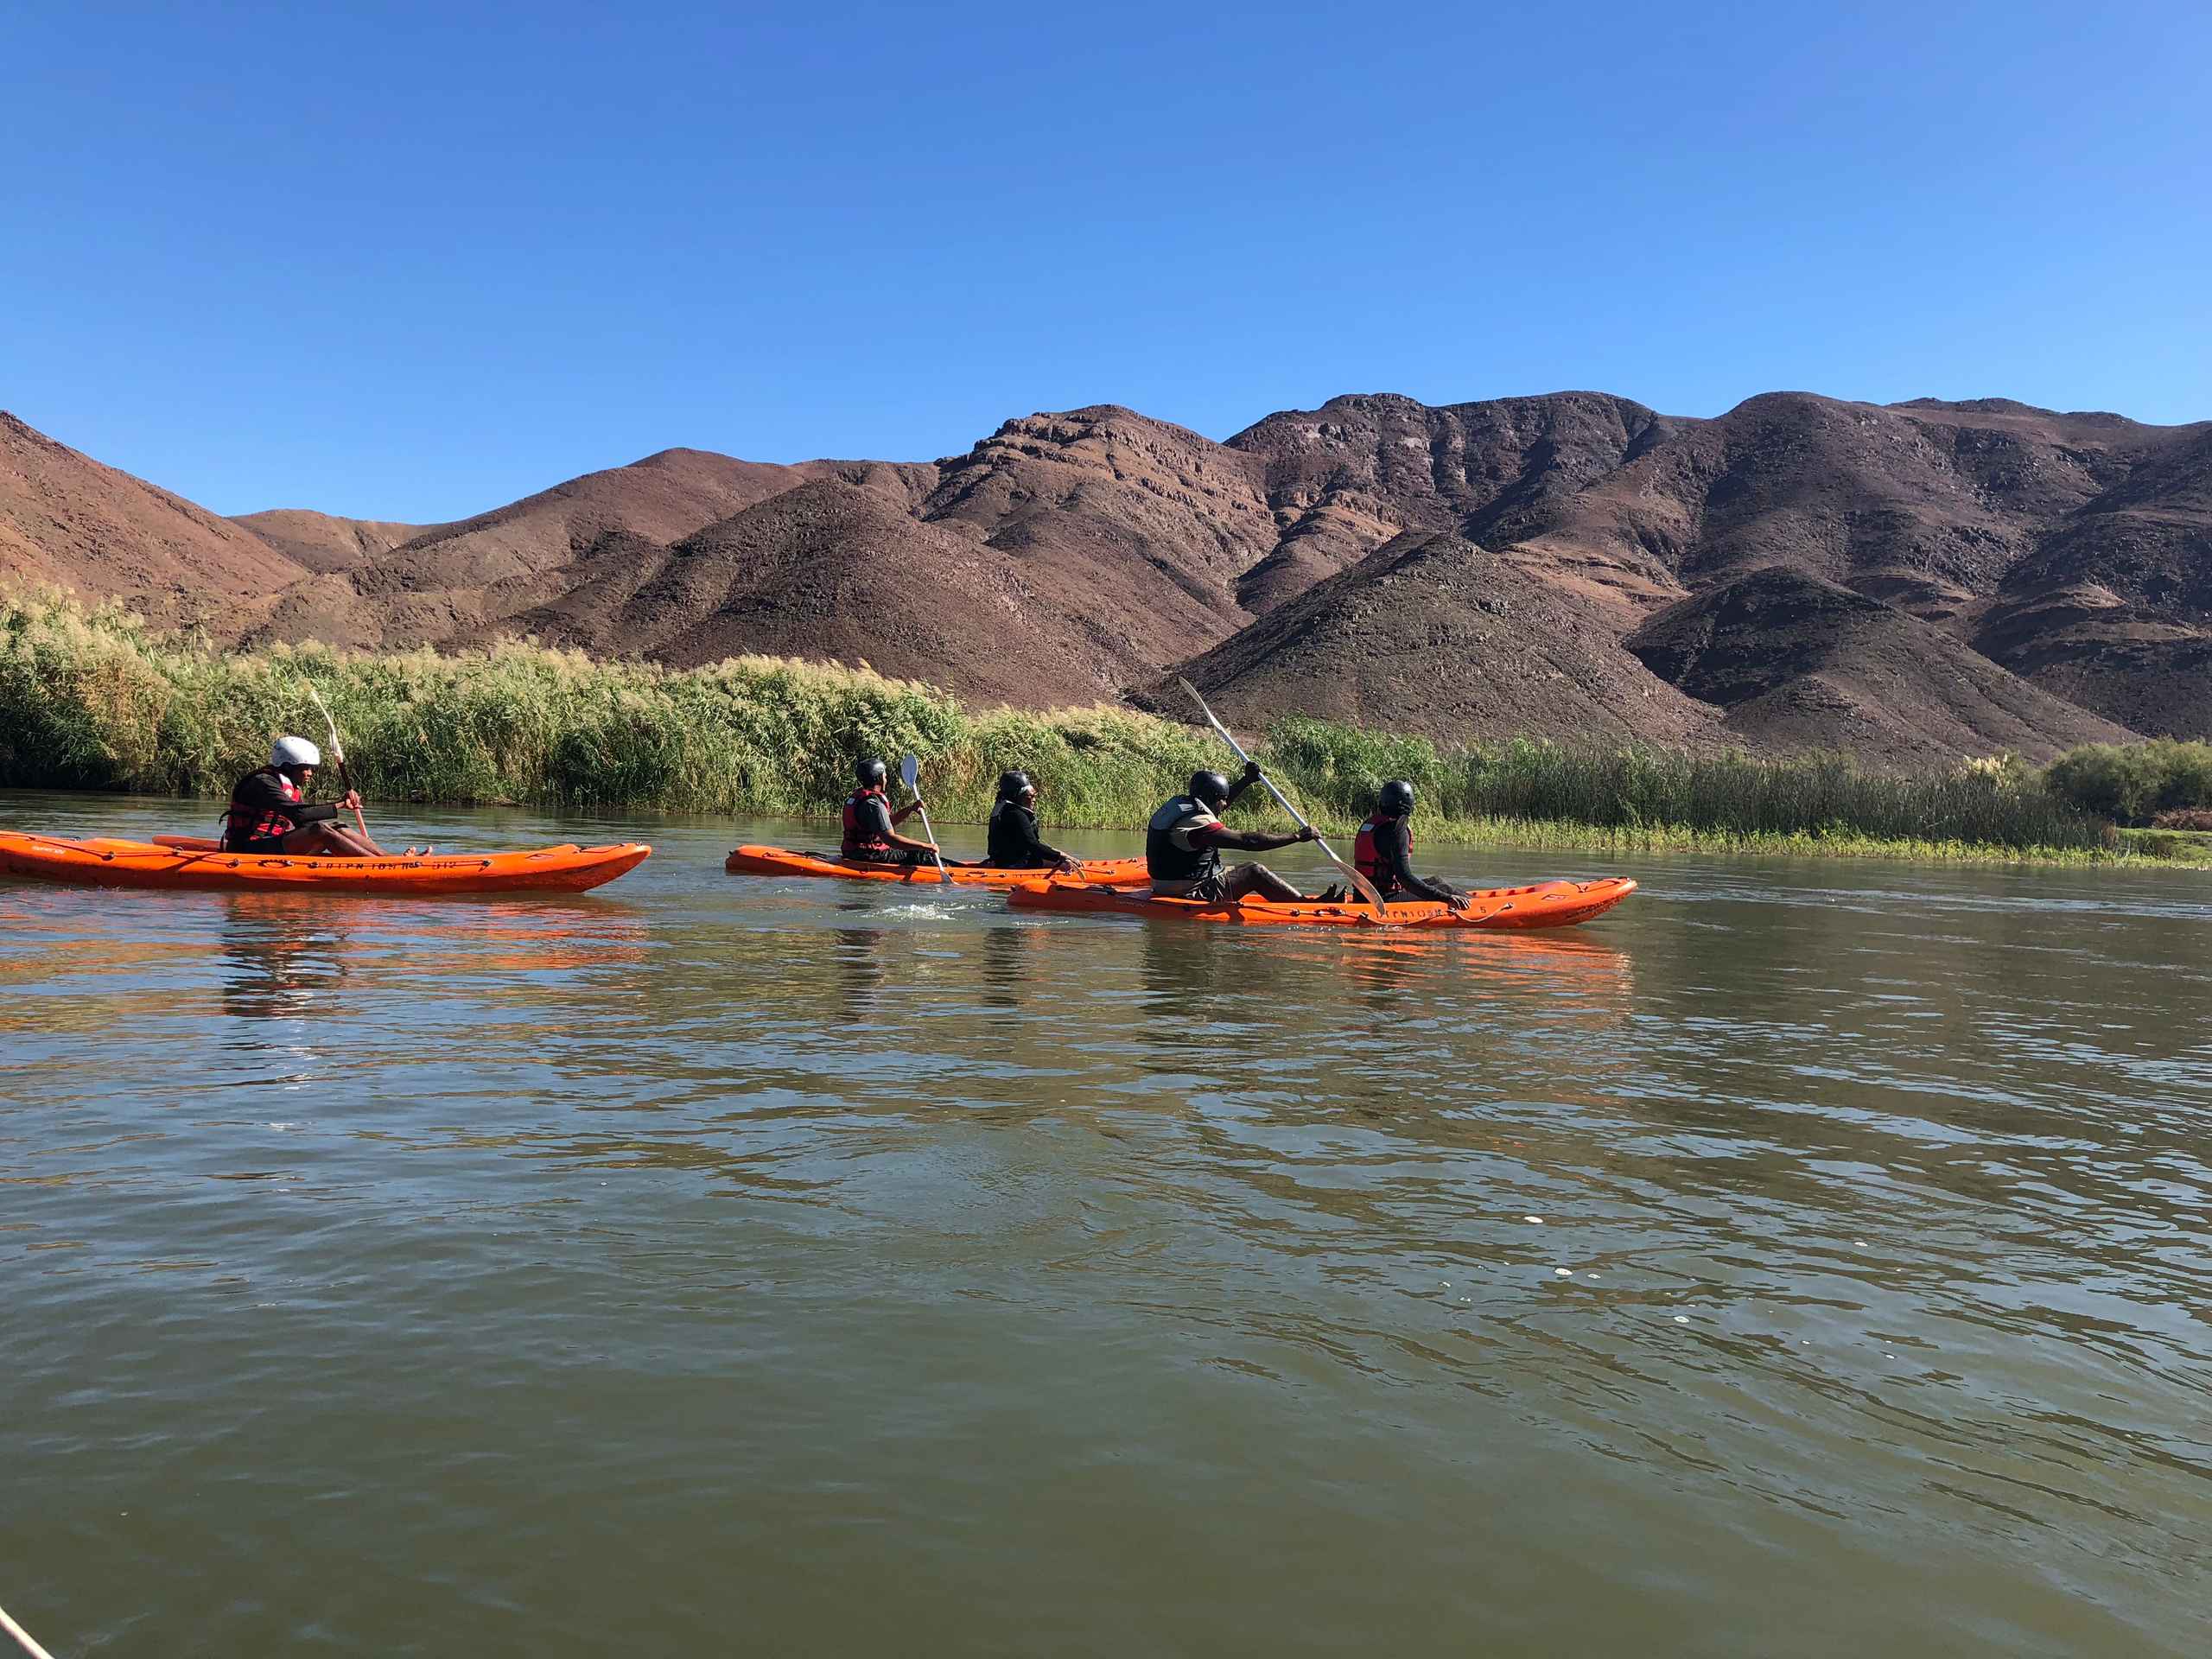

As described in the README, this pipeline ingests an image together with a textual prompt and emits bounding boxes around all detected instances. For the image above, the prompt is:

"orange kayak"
[1006,875,1637,930]
[0,831,652,894]
[724,843,1147,887]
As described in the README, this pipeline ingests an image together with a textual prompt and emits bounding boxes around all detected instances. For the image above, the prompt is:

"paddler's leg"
[1221,862,1303,903]
[278,821,385,859]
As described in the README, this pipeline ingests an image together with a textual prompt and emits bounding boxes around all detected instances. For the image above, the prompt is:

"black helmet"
[997,768,1034,802]
[1190,769,1232,806]
[1377,779,1415,816]
[857,757,887,787]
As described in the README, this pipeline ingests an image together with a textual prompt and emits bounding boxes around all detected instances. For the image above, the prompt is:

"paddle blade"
[899,753,921,791]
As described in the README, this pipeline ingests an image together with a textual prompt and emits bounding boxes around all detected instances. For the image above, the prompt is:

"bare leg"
[279,822,387,858]
[1223,862,1305,903]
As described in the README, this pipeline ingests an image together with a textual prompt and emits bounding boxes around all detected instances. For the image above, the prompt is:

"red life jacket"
[1352,811,1404,895]
[223,767,303,849]
[842,785,893,856]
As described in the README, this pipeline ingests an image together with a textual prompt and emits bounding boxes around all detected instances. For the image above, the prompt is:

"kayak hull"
[0,832,652,895]
[724,843,1147,887]
[1006,875,1637,930]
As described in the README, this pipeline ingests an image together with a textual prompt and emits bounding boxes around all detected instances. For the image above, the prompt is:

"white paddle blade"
[899,753,921,791]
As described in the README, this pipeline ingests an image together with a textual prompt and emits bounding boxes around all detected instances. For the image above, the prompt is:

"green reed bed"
[0,590,2145,861]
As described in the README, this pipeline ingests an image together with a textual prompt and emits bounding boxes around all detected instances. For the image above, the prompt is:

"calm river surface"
[3,791,2209,1656]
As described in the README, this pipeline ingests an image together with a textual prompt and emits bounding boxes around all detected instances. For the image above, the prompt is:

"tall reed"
[0,590,2109,853]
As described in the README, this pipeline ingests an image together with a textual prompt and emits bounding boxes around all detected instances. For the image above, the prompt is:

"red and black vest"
[1352,812,1404,897]
[842,785,893,857]
[223,767,303,849]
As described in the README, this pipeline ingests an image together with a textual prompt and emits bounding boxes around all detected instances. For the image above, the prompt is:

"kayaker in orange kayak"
[1146,765,1317,901]
[221,737,389,857]
[1351,780,1471,911]
[842,756,938,867]
[984,771,1078,874]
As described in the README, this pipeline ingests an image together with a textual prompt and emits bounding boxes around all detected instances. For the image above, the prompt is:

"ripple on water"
[2,797,2209,1656]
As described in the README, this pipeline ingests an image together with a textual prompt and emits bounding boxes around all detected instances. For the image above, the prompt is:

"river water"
[3,791,2209,1656]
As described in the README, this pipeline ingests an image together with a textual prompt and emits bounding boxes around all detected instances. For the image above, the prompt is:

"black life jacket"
[842,785,892,857]
[987,799,1042,867]
[222,768,303,850]
[1353,812,1405,897]
[1146,795,1221,883]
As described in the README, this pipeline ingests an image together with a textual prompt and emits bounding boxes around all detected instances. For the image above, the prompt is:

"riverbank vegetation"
[4,590,2198,864]
[2043,740,2212,824]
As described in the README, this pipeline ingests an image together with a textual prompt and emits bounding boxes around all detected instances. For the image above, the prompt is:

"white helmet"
[270,735,322,770]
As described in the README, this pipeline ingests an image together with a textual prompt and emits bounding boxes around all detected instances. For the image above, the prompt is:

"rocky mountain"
[1155,530,1720,748]
[3,388,2206,765]
[0,412,309,633]
[228,509,430,574]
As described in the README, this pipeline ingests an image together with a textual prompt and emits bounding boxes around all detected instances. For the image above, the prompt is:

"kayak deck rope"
[0,1600,58,1659]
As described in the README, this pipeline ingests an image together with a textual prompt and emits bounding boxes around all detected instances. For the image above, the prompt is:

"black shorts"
[230,834,291,855]
[846,847,932,868]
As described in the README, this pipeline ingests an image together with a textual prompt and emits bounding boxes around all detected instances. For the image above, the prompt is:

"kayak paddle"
[303,679,372,843]
[899,752,951,883]
[1176,677,1393,914]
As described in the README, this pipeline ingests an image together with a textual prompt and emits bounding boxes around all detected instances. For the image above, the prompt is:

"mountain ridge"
[4,387,2205,765]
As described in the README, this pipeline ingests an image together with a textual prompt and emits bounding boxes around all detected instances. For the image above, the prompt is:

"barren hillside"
[4,386,2206,762]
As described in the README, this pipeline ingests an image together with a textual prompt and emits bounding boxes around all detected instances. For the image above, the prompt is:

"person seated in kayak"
[222,737,386,857]
[842,756,938,866]
[984,770,1079,874]
[1147,764,1317,901]
[1353,779,1471,911]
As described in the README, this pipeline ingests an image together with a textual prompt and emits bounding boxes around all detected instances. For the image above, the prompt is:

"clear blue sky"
[3,1,2207,522]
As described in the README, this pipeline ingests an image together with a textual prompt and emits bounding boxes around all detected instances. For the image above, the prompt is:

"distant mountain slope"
[486,474,1124,705]
[910,405,1274,674]
[1624,567,2133,764]
[1225,391,1687,615]
[4,387,2205,760]
[1970,423,2212,734]
[0,412,308,632]
[1163,531,1720,747]
[230,509,430,573]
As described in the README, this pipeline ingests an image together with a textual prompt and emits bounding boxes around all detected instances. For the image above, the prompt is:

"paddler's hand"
[1053,855,1080,876]
[1446,892,1471,912]
[1242,760,1262,783]
[341,790,362,810]
[1295,825,1319,842]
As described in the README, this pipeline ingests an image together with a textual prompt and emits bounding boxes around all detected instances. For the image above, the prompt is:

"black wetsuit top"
[986,799,1063,868]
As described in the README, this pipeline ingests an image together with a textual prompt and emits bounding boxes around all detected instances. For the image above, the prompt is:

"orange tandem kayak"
[724,843,1147,887]
[0,831,652,895]
[1005,874,1637,930]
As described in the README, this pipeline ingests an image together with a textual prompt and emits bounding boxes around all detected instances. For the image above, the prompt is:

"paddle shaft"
[0,1599,58,1659]
[303,682,371,841]
[912,796,949,881]
[1177,678,1390,912]
[897,754,950,882]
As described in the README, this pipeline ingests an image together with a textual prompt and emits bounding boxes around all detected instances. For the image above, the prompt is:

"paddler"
[842,756,938,867]
[222,737,387,857]
[1353,779,1471,910]
[1146,764,1316,901]
[984,770,1079,874]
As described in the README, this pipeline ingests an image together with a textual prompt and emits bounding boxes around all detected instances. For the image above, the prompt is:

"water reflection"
[978,921,1033,1014]
[216,894,353,1022]
[830,925,890,1018]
